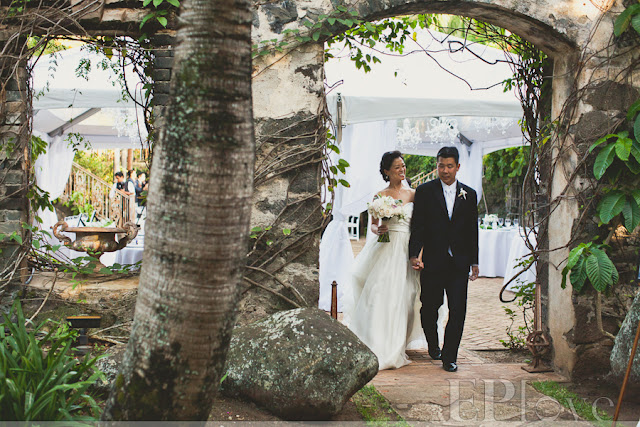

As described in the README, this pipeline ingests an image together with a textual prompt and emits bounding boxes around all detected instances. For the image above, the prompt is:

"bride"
[343,151,443,370]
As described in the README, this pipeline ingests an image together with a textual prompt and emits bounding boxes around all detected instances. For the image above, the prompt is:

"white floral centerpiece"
[367,195,405,242]
[483,214,499,228]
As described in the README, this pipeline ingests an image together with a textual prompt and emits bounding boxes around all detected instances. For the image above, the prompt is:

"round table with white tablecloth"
[477,227,521,277]
[502,228,537,292]
[101,234,144,267]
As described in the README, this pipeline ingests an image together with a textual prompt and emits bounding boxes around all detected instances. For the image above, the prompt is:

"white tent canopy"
[32,47,147,150]
[319,29,528,311]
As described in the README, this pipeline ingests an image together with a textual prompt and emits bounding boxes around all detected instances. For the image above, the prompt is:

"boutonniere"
[458,188,467,200]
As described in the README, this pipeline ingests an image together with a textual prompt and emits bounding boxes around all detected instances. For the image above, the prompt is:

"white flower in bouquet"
[367,195,405,242]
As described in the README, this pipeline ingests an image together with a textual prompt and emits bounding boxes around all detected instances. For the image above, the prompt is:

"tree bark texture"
[102,0,254,419]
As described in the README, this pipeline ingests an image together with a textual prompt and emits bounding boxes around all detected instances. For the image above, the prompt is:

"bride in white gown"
[343,151,446,370]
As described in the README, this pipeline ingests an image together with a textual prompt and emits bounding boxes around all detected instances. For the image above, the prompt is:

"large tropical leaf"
[614,4,640,36]
[626,157,640,174]
[615,136,633,161]
[630,139,640,164]
[585,249,614,292]
[594,247,618,289]
[627,98,640,122]
[567,244,588,270]
[635,114,640,142]
[589,134,618,153]
[569,257,587,292]
[597,191,626,223]
[633,13,640,36]
[632,189,640,207]
[622,196,640,232]
[593,143,616,179]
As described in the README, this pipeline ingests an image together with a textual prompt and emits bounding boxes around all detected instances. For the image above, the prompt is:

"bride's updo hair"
[379,151,404,182]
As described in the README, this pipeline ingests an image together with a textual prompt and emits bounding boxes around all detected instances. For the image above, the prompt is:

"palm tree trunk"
[102,0,254,419]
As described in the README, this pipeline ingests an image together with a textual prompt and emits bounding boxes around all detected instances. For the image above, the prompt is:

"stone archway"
[0,0,636,379]
[250,0,634,379]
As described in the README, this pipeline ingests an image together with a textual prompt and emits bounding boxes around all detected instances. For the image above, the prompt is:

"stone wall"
[0,54,28,288]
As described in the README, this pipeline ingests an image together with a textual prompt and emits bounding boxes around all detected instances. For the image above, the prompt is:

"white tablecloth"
[478,227,520,278]
[503,229,537,292]
[102,236,144,267]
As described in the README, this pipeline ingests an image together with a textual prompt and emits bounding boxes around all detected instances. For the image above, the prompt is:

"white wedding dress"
[343,203,446,370]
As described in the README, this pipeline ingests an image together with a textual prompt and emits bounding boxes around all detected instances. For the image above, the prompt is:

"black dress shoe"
[443,361,458,372]
[428,348,442,360]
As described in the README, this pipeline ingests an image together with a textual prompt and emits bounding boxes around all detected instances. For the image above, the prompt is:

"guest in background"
[136,172,148,205]
[109,171,126,198]
[126,170,137,199]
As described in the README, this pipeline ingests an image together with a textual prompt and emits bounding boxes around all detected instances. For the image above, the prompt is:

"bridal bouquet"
[367,195,405,243]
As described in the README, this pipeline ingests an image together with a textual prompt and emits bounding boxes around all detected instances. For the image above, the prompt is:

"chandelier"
[471,117,518,135]
[108,108,148,145]
[396,118,421,148]
[424,117,459,144]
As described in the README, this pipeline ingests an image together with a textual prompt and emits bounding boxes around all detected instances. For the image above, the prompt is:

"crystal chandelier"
[108,108,148,145]
[471,117,518,135]
[424,117,459,144]
[396,118,422,149]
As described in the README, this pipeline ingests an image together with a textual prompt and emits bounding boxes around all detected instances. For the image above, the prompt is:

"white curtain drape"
[458,142,484,202]
[318,120,397,311]
[32,131,88,261]
[33,131,75,230]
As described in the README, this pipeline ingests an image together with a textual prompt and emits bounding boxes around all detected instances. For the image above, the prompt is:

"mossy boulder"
[611,291,640,387]
[221,307,378,420]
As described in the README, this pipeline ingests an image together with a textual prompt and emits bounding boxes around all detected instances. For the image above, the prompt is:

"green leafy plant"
[140,0,180,30]
[0,301,105,421]
[63,191,95,216]
[614,0,640,38]
[588,97,640,234]
[560,242,618,293]
[501,257,535,350]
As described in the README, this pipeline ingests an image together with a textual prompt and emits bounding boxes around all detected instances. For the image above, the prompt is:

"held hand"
[377,224,389,235]
[410,257,424,271]
[470,265,479,281]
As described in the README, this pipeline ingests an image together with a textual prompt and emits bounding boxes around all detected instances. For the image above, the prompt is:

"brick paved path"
[350,238,526,352]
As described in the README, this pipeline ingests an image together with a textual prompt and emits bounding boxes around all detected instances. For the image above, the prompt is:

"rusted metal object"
[522,278,552,373]
[331,281,338,320]
[53,220,138,271]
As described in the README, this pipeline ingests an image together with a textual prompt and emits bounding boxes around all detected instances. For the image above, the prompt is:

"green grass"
[351,385,409,426]
[531,381,612,424]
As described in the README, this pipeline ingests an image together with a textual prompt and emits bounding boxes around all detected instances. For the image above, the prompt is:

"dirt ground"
[9,271,639,422]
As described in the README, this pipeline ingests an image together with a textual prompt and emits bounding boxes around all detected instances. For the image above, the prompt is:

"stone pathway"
[371,351,577,424]
[350,238,581,423]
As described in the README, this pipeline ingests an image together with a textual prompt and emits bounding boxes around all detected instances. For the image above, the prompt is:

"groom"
[409,146,479,372]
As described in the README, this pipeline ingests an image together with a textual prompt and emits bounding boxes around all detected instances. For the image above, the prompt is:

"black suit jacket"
[409,178,479,273]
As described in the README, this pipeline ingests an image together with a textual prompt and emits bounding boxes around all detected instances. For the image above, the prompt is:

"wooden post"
[331,281,338,319]
[127,148,133,171]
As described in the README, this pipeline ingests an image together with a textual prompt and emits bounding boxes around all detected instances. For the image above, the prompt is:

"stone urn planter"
[52,220,139,271]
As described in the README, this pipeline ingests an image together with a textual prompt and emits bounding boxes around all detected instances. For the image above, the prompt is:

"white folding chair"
[347,215,360,240]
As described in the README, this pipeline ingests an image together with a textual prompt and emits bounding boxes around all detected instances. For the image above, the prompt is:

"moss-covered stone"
[221,307,378,420]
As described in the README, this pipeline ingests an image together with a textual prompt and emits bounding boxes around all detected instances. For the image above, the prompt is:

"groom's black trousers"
[420,255,469,363]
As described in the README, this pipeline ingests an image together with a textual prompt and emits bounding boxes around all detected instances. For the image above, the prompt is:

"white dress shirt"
[441,179,457,257]
[441,179,457,220]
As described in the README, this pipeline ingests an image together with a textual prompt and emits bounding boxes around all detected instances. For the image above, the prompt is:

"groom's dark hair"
[436,146,459,164]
